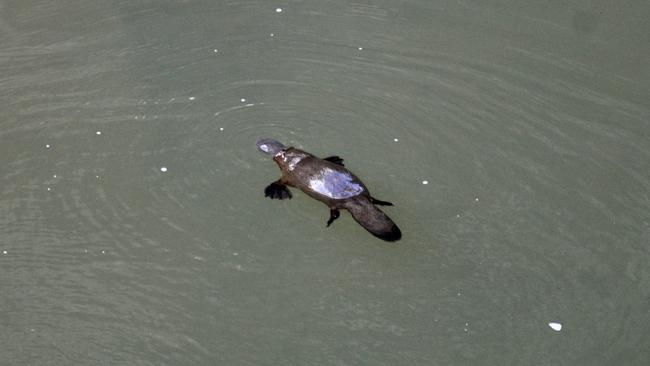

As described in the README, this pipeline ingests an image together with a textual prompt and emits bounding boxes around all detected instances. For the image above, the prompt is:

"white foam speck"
[101,250,105,254]
[240,98,246,102]
[233,252,238,256]
[96,131,102,135]
[475,197,479,202]
[456,214,461,218]
[47,187,51,191]
[53,174,57,178]
[219,127,224,131]
[45,144,50,148]
[549,322,562,331]
[160,167,168,172]
[96,175,100,179]
[2,250,6,255]
[213,49,218,53]
[393,138,399,142]
[422,180,429,185]
[275,8,282,13]
[358,47,363,50]
[270,33,275,37]
[189,96,196,101]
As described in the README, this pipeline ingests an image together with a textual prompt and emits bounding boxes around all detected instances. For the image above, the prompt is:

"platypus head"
[256,138,307,172]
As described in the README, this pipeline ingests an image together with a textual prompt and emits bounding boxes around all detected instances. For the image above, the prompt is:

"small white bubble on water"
[219,127,224,131]
[96,131,102,135]
[47,187,51,191]
[270,33,275,37]
[358,47,363,50]
[393,138,399,142]
[422,180,429,185]
[160,167,168,172]
[475,197,479,202]
[53,174,57,178]
[275,8,282,13]
[2,250,7,255]
[213,49,218,53]
[240,98,246,102]
[189,96,196,101]
[549,322,562,331]
[45,144,50,148]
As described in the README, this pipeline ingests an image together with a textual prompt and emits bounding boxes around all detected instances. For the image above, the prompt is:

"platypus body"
[257,138,401,242]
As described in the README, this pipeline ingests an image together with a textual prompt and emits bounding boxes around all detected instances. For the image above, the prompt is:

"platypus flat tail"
[345,198,401,242]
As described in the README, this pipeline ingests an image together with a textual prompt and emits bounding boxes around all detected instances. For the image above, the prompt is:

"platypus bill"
[257,138,401,242]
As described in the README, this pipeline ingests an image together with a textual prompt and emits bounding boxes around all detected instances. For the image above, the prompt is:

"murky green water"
[2,1,649,365]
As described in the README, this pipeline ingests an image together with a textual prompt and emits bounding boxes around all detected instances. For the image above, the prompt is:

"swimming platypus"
[257,138,401,242]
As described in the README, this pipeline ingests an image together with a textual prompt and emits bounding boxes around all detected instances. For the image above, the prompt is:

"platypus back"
[345,197,401,242]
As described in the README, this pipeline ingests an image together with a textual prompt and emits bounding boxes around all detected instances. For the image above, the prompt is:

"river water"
[1,1,649,365]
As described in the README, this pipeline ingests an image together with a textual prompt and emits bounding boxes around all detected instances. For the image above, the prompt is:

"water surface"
[1,1,649,365]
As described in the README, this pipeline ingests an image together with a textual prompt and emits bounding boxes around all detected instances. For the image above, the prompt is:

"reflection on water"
[1,1,649,365]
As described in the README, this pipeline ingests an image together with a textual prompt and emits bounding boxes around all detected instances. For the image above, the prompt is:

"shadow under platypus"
[257,138,401,242]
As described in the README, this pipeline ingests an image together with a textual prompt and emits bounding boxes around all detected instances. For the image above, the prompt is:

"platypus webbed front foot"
[370,197,393,206]
[323,156,345,166]
[326,209,340,227]
[264,181,292,200]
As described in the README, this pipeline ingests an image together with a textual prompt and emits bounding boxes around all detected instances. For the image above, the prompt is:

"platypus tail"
[345,197,401,242]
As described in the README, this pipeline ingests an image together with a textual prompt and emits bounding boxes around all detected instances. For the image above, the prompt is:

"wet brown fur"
[270,147,401,242]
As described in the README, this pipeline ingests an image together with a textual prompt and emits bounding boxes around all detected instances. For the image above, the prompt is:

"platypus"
[257,138,401,242]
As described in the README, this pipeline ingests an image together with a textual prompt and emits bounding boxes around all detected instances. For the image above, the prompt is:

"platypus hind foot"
[326,209,340,227]
[370,197,393,206]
